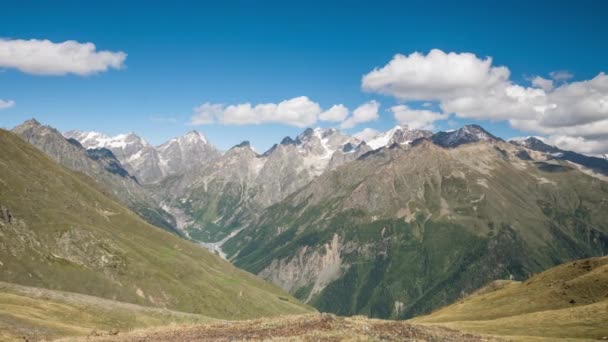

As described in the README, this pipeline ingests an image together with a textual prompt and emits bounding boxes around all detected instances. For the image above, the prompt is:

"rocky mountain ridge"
[12,119,178,233]
[224,132,608,319]
[510,136,608,176]
[64,129,220,184]
[61,122,608,246]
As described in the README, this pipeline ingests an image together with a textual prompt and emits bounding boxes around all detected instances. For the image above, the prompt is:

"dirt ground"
[62,313,504,342]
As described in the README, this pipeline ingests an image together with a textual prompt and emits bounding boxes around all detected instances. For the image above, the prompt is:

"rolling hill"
[412,256,608,341]
[0,281,215,342]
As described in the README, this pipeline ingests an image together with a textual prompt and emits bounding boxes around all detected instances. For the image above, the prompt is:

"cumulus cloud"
[362,49,608,155]
[544,135,608,156]
[550,70,574,81]
[362,49,510,101]
[319,104,349,122]
[192,96,358,127]
[192,103,223,125]
[0,38,126,76]
[531,76,554,91]
[536,73,608,127]
[0,99,15,110]
[391,105,448,130]
[340,100,380,129]
[353,127,380,142]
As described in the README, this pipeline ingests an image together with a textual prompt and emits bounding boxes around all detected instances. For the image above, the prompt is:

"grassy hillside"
[412,256,608,341]
[0,129,311,320]
[0,281,215,342]
[12,119,179,235]
[225,140,608,319]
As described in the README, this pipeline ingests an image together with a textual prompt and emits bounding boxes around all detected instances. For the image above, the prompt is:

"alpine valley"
[21,119,608,322]
[4,3,608,340]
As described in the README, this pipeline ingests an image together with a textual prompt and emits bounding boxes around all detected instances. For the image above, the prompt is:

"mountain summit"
[431,124,501,148]
[511,137,608,176]
[65,129,220,183]
[366,125,433,149]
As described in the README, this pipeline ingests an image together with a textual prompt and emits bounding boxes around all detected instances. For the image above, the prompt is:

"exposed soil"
[67,314,504,342]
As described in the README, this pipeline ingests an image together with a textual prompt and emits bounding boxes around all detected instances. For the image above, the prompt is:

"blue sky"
[1,0,607,153]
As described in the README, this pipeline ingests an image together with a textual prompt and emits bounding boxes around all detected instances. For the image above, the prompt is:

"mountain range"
[226,126,608,318]
[10,118,608,321]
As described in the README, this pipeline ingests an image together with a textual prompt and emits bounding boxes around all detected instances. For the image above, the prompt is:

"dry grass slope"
[64,313,504,342]
[412,256,608,341]
[0,282,215,342]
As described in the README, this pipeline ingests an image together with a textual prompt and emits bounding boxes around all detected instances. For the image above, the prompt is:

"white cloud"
[362,49,510,101]
[0,38,126,76]
[536,73,608,127]
[531,76,554,91]
[362,49,608,156]
[545,135,608,155]
[192,103,223,125]
[0,99,15,110]
[191,96,354,127]
[340,100,380,129]
[391,105,448,130]
[353,127,380,142]
[440,83,547,120]
[319,104,349,122]
[549,70,574,81]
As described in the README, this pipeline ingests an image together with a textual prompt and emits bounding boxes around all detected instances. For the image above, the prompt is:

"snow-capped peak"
[158,130,209,151]
[64,130,149,150]
[182,130,208,144]
[366,125,432,150]
[431,125,500,148]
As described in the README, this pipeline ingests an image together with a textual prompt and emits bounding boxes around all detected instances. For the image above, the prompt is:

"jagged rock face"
[366,125,433,150]
[255,128,361,206]
[431,124,501,148]
[156,131,221,177]
[65,129,221,184]
[151,142,267,240]
[327,142,372,171]
[86,148,136,180]
[13,120,177,233]
[225,138,608,319]
[15,120,113,173]
[510,137,561,154]
[65,130,164,183]
[258,234,344,301]
[160,128,366,241]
